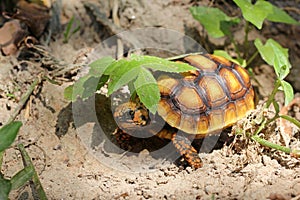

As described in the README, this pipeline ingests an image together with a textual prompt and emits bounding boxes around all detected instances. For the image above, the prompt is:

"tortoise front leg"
[171,133,203,169]
[113,128,135,151]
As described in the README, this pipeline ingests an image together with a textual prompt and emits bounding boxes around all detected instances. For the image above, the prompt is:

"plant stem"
[280,114,300,129]
[243,20,250,59]
[0,151,3,171]
[251,135,291,154]
[18,144,48,200]
[265,80,281,108]
[229,33,241,59]
[246,51,258,67]
[6,78,40,124]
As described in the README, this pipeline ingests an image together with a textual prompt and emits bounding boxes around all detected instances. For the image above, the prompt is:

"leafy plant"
[190,0,299,64]
[0,122,47,200]
[190,1,300,156]
[63,16,81,43]
[64,54,196,114]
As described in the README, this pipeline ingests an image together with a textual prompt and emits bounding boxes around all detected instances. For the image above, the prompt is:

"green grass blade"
[0,121,22,152]
[18,144,48,200]
[10,166,34,190]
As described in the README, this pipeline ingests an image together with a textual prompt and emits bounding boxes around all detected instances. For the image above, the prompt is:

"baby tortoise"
[114,54,255,169]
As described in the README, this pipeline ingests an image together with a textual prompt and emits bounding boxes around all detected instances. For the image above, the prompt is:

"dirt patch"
[1,0,300,199]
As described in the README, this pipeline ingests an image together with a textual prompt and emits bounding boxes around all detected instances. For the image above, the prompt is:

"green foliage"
[190,1,299,156]
[64,57,114,101]
[254,39,291,79]
[63,16,81,43]
[134,68,160,114]
[190,1,298,106]
[0,174,11,200]
[190,6,240,38]
[213,50,246,67]
[10,166,34,190]
[0,121,45,199]
[64,54,196,114]
[233,0,299,29]
[254,39,294,106]
[0,121,22,152]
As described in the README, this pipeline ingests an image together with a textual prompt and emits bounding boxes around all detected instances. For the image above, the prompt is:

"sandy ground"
[1,0,300,199]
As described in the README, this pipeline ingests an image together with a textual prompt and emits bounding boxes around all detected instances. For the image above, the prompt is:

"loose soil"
[1,0,300,199]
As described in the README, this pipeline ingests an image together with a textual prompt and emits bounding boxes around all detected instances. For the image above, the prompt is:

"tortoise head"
[114,101,150,131]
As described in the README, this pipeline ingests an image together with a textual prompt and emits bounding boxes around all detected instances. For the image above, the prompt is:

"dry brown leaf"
[0,20,27,55]
[10,0,50,37]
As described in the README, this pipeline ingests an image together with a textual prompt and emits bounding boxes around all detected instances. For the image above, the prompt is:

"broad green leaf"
[213,50,246,67]
[233,0,273,29]
[0,174,11,200]
[81,76,104,99]
[190,6,239,38]
[254,38,291,79]
[66,75,90,101]
[107,63,140,95]
[11,166,34,190]
[64,75,109,101]
[267,3,299,25]
[0,121,22,152]
[134,68,160,114]
[280,80,294,106]
[130,54,197,72]
[88,56,115,77]
[103,59,128,75]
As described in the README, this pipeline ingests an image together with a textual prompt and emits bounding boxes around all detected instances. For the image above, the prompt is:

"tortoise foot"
[171,133,203,169]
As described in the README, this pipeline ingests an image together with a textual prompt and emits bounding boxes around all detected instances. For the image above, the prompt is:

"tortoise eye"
[128,109,134,119]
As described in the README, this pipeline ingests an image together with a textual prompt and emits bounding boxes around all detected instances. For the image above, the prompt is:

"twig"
[6,78,41,124]
[112,0,124,59]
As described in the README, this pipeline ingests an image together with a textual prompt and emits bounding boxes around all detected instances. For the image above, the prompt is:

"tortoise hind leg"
[171,133,203,169]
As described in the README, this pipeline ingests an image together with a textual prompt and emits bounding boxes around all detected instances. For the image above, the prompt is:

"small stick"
[6,78,41,124]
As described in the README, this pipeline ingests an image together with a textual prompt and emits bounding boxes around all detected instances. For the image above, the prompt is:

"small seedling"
[0,122,47,200]
[63,16,81,43]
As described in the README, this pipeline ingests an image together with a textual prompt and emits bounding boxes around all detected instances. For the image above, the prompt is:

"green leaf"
[107,64,140,95]
[0,121,22,152]
[266,3,299,25]
[103,59,128,75]
[10,166,34,190]
[67,75,89,101]
[81,76,104,99]
[65,54,199,113]
[134,68,160,114]
[64,85,74,101]
[280,80,294,106]
[106,55,196,95]
[0,174,11,200]
[254,38,291,79]
[213,50,246,67]
[233,0,273,29]
[130,54,197,72]
[190,6,240,38]
[89,56,115,77]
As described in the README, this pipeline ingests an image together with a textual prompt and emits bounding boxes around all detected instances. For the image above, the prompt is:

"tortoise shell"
[157,54,255,135]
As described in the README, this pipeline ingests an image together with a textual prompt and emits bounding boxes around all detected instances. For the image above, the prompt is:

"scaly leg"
[171,133,203,169]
